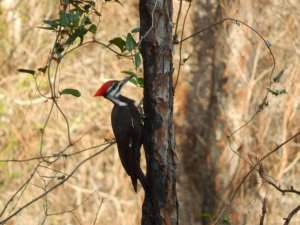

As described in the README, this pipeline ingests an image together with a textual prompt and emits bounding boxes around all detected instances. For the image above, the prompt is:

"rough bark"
[139,0,178,225]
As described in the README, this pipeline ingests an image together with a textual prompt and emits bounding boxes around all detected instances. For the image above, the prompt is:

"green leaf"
[121,70,137,78]
[125,33,137,51]
[75,26,88,36]
[55,43,64,53]
[221,215,231,224]
[183,54,191,63]
[273,69,285,83]
[57,175,65,180]
[18,69,35,76]
[38,66,48,74]
[137,77,144,88]
[266,88,287,96]
[200,212,213,218]
[60,88,81,97]
[131,27,140,33]
[65,26,88,45]
[134,52,142,68]
[59,10,80,27]
[81,15,91,26]
[109,37,126,52]
[43,19,59,28]
[129,78,138,86]
[59,13,69,27]
[83,4,92,11]
[89,24,97,34]
[38,26,56,31]
[121,71,144,88]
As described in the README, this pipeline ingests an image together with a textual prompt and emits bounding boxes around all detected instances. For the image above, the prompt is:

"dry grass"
[0,0,300,225]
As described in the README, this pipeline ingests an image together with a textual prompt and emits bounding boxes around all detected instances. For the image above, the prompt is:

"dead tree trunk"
[139,0,178,225]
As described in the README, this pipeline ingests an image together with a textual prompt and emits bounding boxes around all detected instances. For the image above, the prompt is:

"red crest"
[93,80,115,97]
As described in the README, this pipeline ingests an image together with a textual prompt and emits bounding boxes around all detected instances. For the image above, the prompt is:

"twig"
[173,0,183,39]
[93,198,104,225]
[0,162,40,218]
[213,130,300,224]
[178,17,276,138]
[0,142,113,163]
[258,164,300,195]
[46,191,95,216]
[0,143,114,224]
[39,101,55,163]
[283,205,300,225]
[230,131,300,203]
[174,1,192,89]
[259,197,267,225]
[53,100,72,144]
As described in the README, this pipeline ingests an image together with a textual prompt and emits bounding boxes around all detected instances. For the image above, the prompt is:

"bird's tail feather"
[131,176,138,193]
[136,168,148,192]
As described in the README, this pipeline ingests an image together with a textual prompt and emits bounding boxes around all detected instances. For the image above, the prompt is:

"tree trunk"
[139,0,178,225]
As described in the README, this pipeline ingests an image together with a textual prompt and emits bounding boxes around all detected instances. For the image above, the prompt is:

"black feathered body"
[111,95,146,192]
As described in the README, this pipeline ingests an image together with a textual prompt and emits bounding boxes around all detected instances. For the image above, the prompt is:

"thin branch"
[0,162,40,218]
[33,75,50,99]
[173,0,183,39]
[64,40,125,58]
[46,32,61,98]
[0,142,113,163]
[46,191,96,216]
[39,101,55,164]
[259,197,267,225]
[213,130,300,224]
[178,18,276,139]
[283,205,300,225]
[0,143,114,224]
[174,0,192,89]
[52,61,61,98]
[258,164,300,195]
[93,198,104,225]
[38,164,78,181]
[53,100,71,144]
[230,131,300,203]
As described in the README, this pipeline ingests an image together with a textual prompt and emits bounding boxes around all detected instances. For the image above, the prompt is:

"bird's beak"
[119,75,134,87]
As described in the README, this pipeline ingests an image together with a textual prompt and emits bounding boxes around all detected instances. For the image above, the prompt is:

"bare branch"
[230,131,300,202]
[0,162,40,218]
[283,205,300,225]
[0,143,114,224]
[258,164,300,195]
[0,142,114,163]
[93,198,104,225]
[178,17,276,139]
[259,197,267,225]
[174,0,192,89]
[213,130,300,224]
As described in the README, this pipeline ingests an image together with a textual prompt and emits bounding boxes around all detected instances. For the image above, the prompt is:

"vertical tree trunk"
[176,1,222,224]
[139,0,178,225]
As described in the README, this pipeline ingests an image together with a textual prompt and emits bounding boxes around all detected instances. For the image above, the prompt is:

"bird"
[94,75,147,192]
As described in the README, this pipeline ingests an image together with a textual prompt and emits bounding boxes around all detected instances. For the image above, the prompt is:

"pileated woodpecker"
[94,76,147,192]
